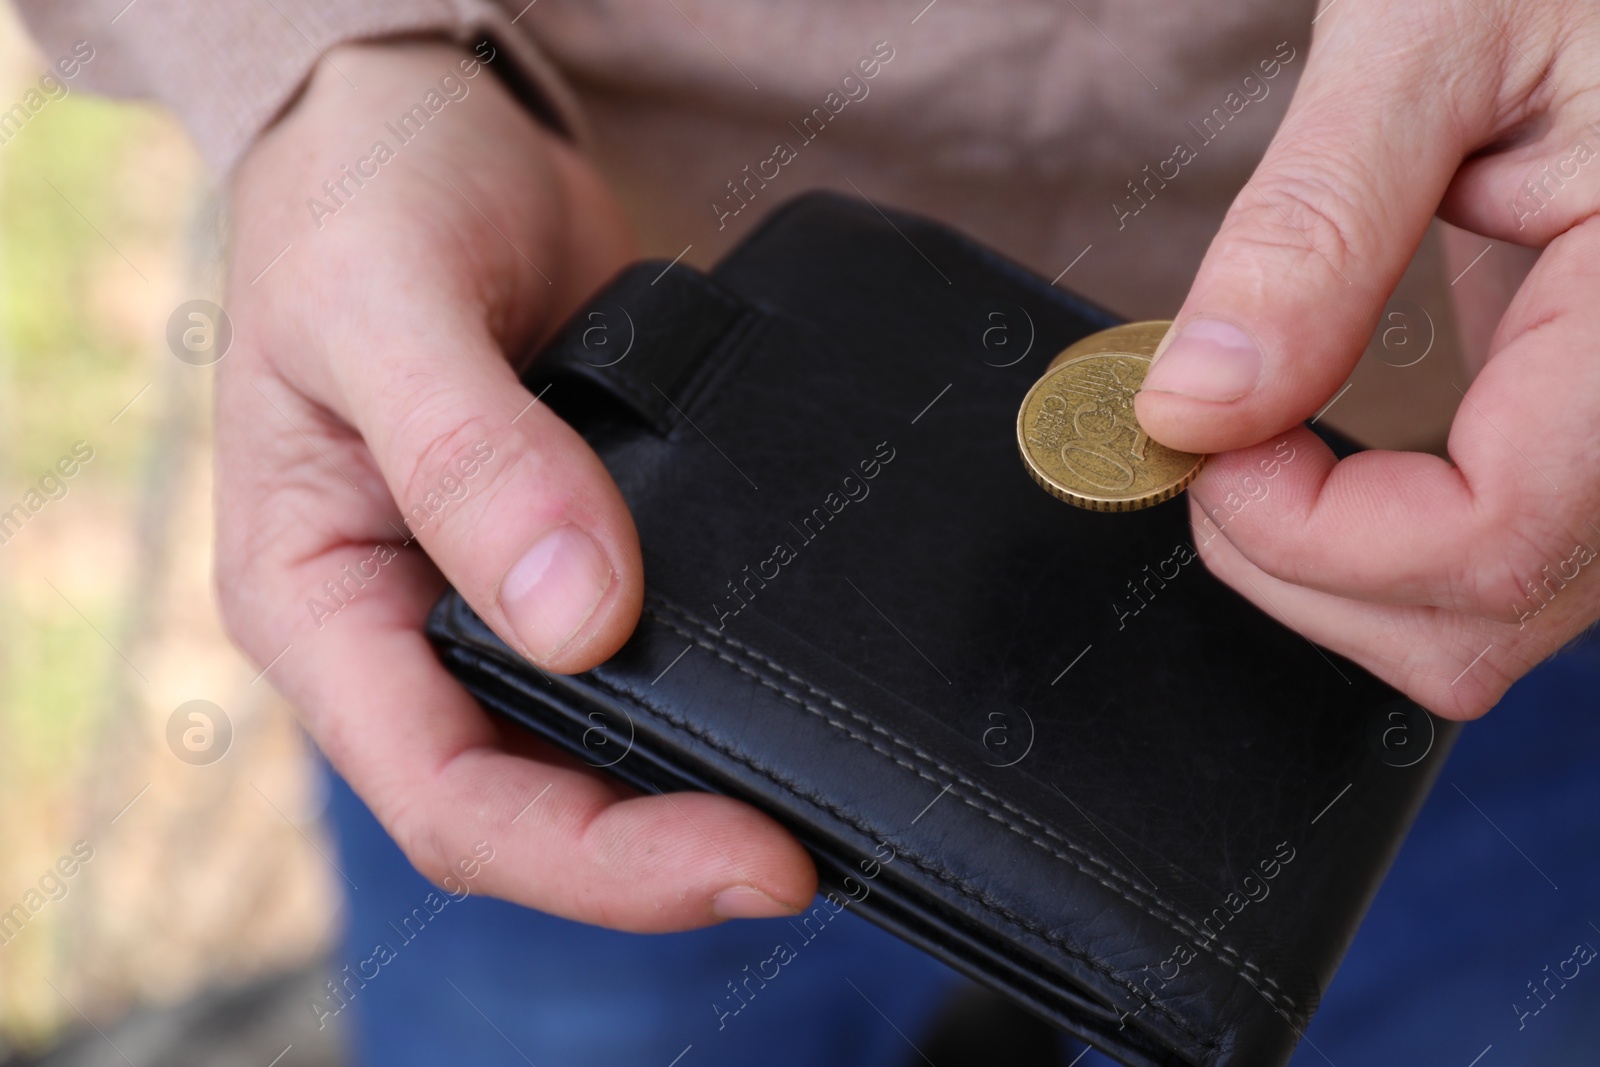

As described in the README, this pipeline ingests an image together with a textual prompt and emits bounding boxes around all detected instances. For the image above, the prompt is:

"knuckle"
[385,793,455,888]
[1190,495,1304,585]
[1409,649,1518,722]
[212,547,301,669]
[212,522,284,662]
[1223,165,1372,282]
[1362,614,1511,721]
[212,436,355,652]
[1458,508,1581,618]
[389,398,508,523]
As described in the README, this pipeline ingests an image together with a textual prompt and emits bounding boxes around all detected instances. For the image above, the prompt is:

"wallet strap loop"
[527,260,752,436]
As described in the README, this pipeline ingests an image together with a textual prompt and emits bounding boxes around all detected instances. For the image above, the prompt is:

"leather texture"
[426,193,1455,1067]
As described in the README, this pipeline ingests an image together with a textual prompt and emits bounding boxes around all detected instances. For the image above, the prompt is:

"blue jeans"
[324,630,1600,1066]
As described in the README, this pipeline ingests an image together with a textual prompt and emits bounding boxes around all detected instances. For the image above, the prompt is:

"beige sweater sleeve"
[12,0,584,174]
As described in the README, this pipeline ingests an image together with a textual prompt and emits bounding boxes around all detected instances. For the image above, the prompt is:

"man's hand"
[1134,0,1600,719]
[217,41,814,924]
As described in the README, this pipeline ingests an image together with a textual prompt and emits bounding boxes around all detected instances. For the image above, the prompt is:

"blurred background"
[0,7,340,1062]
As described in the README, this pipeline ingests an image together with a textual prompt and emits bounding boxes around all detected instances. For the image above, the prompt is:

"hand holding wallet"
[427,193,1453,1067]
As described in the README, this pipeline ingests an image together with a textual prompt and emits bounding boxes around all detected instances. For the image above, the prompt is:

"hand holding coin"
[1017,321,1205,511]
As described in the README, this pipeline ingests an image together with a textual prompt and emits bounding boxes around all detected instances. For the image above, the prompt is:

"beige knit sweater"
[16,0,1464,448]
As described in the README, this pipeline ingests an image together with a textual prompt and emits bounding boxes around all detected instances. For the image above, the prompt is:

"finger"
[335,303,645,674]
[1440,17,1600,247]
[1135,8,1497,453]
[216,359,814,929]
[1189,221,1600,618]
[1189,427,1473,608]
[295,570,816,929]
[1188,495,1519,719]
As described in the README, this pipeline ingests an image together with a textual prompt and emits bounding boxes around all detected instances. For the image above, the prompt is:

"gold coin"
[1016,320,1205,512]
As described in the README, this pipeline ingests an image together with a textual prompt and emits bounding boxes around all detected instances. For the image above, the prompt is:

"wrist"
[235,34,541,211]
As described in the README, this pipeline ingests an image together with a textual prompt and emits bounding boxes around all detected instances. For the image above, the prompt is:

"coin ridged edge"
[1019,447,1206,511]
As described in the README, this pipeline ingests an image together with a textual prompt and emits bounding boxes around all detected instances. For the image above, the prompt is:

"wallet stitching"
[577,649,1217,1049]
[646,596,1304,1023]
[651,597,1299,1008]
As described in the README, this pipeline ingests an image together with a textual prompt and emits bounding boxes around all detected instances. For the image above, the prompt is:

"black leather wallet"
[426,193,1454,1067]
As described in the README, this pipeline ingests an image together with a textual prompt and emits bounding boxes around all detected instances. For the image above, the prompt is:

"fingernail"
[501,525,613,660]
[1141,318,1262,402]
[711,885,799,920]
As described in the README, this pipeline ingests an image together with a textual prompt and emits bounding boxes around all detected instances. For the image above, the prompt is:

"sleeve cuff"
[13,0,585,175]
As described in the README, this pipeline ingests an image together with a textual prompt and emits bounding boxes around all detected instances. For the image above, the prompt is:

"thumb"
[347,314,644,673]
[1134,19,1482,454]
